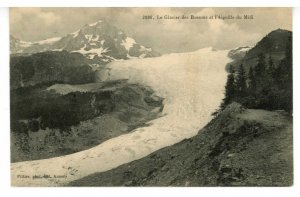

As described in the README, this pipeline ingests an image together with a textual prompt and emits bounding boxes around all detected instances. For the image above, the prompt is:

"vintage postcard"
[10,7,293,186]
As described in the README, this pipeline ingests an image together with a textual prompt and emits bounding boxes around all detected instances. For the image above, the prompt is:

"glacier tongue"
[11,48,231,186]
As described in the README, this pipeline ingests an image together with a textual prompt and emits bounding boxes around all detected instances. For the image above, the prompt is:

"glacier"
[11,47,231,186]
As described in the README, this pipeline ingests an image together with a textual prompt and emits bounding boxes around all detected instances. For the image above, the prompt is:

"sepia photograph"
[9,7,293,187]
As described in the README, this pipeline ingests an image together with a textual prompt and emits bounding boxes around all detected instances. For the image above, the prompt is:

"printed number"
[143,15,153,19]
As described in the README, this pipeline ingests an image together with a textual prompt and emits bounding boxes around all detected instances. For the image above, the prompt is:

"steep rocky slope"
[69,103,293,186]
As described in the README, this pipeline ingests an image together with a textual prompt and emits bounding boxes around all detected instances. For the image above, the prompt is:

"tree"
[286,35,293,113]
[254,54,267,87]
[220,65,236,110]
[235,64,247,98]
[267,56,275,76]
[247,66,256,95]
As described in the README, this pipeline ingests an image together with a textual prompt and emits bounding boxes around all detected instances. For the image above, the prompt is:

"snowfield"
[11,47,231,186]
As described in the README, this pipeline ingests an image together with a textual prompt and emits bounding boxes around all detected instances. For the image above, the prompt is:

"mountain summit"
[10,19,160,63]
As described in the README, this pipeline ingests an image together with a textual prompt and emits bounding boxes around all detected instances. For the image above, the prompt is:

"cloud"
[10,8,62,41]
[10,8,61,27]
[188,8,261,49]
[9,8,291,53]
[114,8,261,51]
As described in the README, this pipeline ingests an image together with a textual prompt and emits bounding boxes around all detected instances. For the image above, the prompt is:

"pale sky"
[10,8,292,53]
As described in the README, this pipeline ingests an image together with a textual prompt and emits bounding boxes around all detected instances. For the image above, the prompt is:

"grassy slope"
[69,103,293,186]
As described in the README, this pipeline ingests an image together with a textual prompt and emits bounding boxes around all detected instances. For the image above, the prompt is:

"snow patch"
[139,45,152,52]
[85,34,93,42]
[139,54,146,58]
[126,54,139,59]
[121,37,136,51]
[19,40,33,48]
[89,64,101,70]
[238,47,251,52]
[91,35,99,41]
[89,21,98,26]
[35,37,61,45]
[72,45,110,57]
[71,29,80,38]
[88,54,96,59]
[51,49,63,52]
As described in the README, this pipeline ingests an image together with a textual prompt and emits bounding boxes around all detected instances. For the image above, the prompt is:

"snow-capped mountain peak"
[10,19,160,63]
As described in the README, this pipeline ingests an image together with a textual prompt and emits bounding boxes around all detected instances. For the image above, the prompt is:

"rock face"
[69,103,293,186]
[10,19,160,62]
[227,29,292,71]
